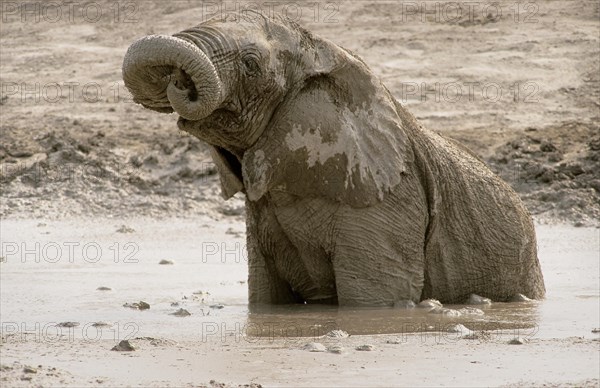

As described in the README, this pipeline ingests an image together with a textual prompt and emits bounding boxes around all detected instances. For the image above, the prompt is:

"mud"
[1,219,598,386]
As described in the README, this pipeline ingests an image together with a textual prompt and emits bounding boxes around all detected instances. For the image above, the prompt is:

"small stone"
[355,344,375,351]
[116,225,135,233]
[123,301,150,310]
[23,366,37,374]
[326,330,349,338]
[97,286,112,291]
[418,299,442,309]
[393,300,416,309]
[225,227,242,236]
[385,338,403,344]
[158,259,174,265]
[511,293,532,302]
[447,324,473,337]
[57,322,79,328]
[170,308,191,317]
[591,328,600,333]
[508,337,526,345]
[209,304,224,309]
[111,340,135,351]
[328,345,344,354]
[171,302,180,307]
[466,294,492,305]
[303,342,326,352]
[429,307,462,317]
[540,141,557,152]
[458,307,485,316]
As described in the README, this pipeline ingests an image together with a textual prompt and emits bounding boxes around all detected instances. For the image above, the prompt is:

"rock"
[540,141,557,152]
[327,345,344,354]
[458,307,485,316]
[218,202,245,216]
[92,322,111,327]
[466,294,492,305]
[511,293,532,302]
[225,227,243,237]
[302,342,326,352]
[508,337,526,345]
[418,299,442,309]
[385,338,403,344]
[591,328,600,333]
[429,307,462,317]
[111,340,135,351]
[96,286,112,291]
[447,324,473,337]
[23,366,37,374]
[123,301,150,310]
[560,162,585,176]
[57,322,79,328]
[589,138,600,151]
[393,300,416,309]
[209,304,225,309]
[355,344,375,351]
[171,302,180,307]
[170,308,191,317]
[326,330,349,338]
[158,259,174,265]
[116,225,135,233]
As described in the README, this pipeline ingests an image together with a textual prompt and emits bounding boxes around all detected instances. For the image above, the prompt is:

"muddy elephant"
[122,12,545,306]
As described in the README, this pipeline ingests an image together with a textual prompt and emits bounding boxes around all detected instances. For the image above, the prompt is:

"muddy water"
[1,219,598,342]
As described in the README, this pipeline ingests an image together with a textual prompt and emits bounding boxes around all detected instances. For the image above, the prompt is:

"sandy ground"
[1,0,599,387]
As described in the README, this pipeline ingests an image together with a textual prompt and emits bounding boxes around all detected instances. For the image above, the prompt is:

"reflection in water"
[246,302,541,337]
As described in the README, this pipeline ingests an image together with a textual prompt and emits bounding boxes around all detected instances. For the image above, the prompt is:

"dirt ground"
[1,1,599,387]
[1,0,598,225]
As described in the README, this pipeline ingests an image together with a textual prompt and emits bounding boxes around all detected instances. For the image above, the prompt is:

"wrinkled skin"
[122,12,546,306]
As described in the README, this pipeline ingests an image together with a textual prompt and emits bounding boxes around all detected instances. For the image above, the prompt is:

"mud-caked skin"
[122,12,546,306]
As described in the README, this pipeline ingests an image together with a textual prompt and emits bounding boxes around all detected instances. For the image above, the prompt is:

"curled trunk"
[122,34,223,120]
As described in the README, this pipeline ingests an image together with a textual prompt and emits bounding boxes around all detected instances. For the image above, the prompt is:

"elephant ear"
[241,35,412,207]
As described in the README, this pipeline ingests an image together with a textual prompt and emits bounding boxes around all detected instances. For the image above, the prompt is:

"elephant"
[122,12,546,306]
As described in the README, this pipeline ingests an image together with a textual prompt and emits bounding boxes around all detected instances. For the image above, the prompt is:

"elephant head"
[123,12,411,207]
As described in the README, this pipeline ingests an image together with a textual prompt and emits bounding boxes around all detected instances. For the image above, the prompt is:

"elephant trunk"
[122,34,223,121]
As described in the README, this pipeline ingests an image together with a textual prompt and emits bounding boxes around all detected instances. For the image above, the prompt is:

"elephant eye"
[242,54,260,76]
